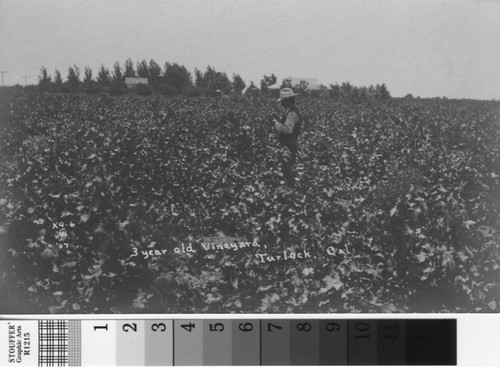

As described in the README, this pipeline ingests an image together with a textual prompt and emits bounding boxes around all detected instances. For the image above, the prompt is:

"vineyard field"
[0,91,499,313]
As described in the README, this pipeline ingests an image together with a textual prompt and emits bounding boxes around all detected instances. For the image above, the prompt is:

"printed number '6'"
[238,323,253,332]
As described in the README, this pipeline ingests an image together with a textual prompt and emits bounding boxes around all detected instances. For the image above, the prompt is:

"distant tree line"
[34,58,391,101]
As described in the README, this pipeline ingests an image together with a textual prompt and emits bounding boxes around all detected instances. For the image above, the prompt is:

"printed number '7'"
[267,323,283,332]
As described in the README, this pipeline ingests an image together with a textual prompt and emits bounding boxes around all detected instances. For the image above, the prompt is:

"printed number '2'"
[122,323,137,332]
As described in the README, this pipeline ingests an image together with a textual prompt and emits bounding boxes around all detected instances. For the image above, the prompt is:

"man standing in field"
[271,87,302,185]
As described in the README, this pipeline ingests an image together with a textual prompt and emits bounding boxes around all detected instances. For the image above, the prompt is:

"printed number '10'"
[355,322,370,340]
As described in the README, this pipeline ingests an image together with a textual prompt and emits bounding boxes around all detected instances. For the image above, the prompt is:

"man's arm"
[274,112,298,134]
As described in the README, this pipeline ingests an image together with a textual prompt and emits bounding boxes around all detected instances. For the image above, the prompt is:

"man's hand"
[269,113,280,125]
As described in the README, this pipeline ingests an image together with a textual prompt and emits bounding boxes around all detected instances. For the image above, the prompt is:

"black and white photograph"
[0,0,499,314]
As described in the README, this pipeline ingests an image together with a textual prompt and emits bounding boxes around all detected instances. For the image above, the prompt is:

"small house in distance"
[125,77,148,89]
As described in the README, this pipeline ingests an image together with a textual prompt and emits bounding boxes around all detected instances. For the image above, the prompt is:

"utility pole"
[21,76,29,87]
[0,71,8,87]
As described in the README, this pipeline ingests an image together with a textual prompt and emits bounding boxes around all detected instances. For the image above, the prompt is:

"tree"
[136,59,149,78]
[53,69,63,86]
[351,87,360,104]
[340,82,353,101]
[38,66,51,82]
[244,81,260,98]
[195,66,231,95]
[367,85,376,100]
[83,66,93,84]
[260,73,277,93]
[294,80,310,96]
[329,83,340,100]
[124,58,136,78]
[97,65,111,86]
[112,62,123,82]
[163,63,192,93]
[38,66,52,91]
[376,83,391,100]
[232,73,246,94]
[358,87,368,102]
[194,68,203,87]
[311,84,329,99]
[67,65,81,85]
[148,59,162,89]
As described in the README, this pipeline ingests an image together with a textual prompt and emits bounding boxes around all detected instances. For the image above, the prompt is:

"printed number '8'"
[297,322,311,331]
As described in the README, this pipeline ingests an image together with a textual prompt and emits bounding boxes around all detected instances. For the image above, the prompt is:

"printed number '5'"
[209,323,224,332]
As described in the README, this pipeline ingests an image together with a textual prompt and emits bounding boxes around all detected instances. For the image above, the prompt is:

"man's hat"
[277,87,298,102]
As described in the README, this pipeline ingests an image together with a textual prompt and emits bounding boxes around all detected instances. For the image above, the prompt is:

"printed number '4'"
[181,323,195,332]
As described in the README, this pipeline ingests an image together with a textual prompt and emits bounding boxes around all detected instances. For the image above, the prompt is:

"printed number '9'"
[326,323,341,332]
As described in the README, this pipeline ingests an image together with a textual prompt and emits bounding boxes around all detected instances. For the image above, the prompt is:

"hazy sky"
[1,0,499,99]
